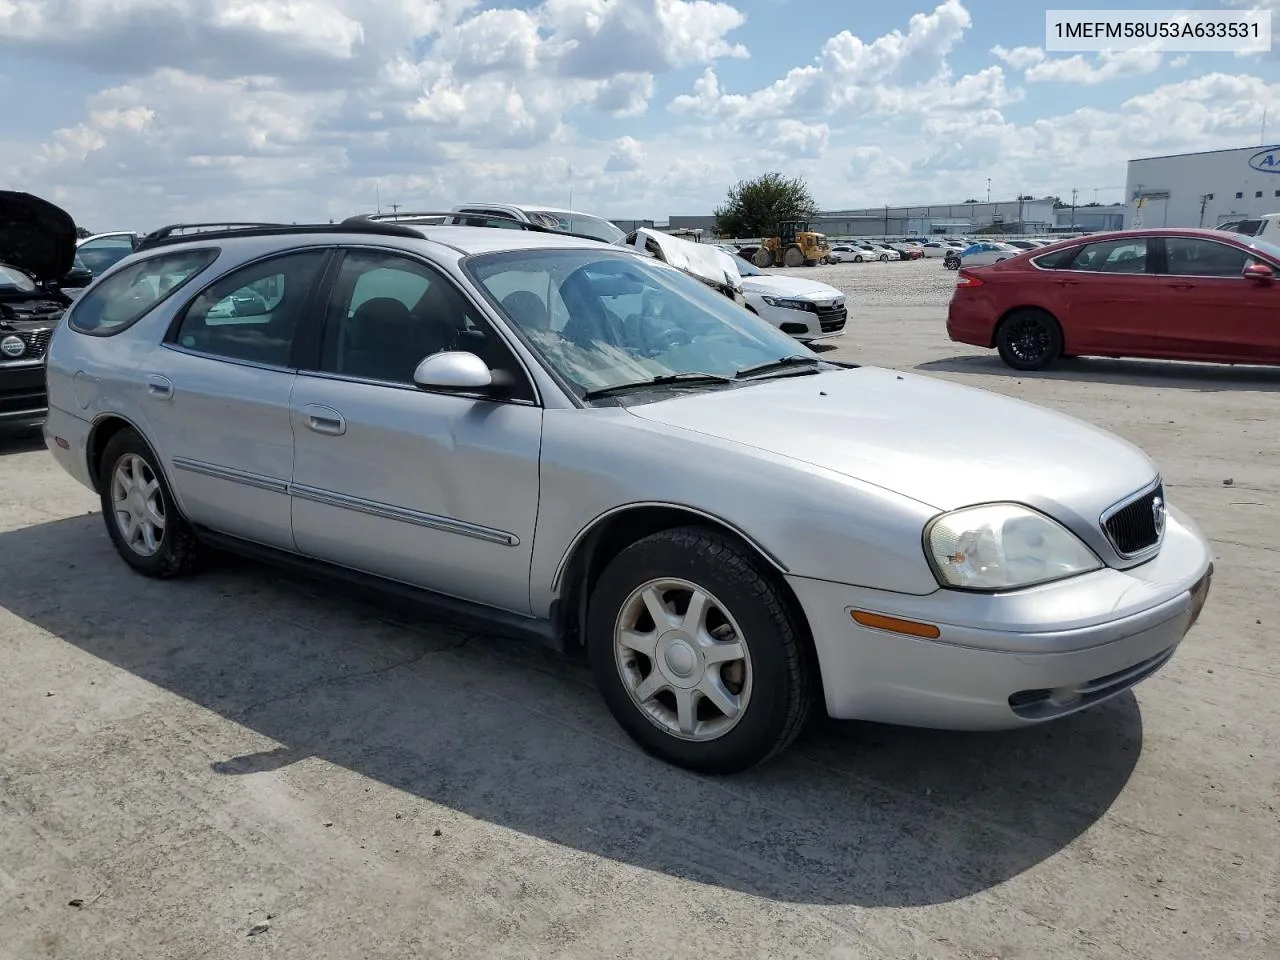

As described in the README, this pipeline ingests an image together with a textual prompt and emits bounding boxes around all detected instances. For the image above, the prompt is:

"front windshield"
[0,264,36,292]
[526,211,625,244]
[467,249,809,396]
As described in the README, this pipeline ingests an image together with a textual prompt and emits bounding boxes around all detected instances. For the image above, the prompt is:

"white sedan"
[830,243,892,263]
[732,255,846,342]
[920,241,957,258]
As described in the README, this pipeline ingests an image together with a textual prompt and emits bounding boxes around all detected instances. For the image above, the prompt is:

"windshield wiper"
[734,355,824,379]
[581,372,735,400]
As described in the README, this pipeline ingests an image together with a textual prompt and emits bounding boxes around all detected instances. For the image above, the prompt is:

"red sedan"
[946,228,1280,370]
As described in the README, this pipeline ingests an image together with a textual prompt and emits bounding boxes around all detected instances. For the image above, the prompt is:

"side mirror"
[412,351,493,391]
[1243,262,1274,283]
[61,267,94,288]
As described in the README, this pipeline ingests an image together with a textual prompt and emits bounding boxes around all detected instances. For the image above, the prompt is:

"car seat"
[500,291,550,331]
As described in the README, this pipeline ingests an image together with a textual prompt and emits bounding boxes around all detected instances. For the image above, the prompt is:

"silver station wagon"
[44,220,1213,773]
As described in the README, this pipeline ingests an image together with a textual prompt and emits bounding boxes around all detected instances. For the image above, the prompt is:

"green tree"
[75,226,92,239]
[714,172,818,238]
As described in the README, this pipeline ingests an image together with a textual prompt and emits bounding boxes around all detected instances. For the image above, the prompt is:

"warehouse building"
[1125,145,1280,229]
[642,198,1062,239]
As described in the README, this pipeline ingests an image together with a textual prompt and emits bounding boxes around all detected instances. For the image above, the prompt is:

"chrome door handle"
[146,375,173,399]
[302,403,346,436]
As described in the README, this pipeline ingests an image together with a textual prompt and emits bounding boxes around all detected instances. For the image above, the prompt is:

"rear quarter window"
[69,248,218,336]
[1030,246,1081,270]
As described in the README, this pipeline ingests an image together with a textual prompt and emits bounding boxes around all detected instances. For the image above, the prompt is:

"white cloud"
[768,120,829,158]
[992,45,1164,84]
[990,45,1044,70]
[1025,49,1163,84]
[605,136,646,172]
[5,0,1280,230]
[668,0,1015,139]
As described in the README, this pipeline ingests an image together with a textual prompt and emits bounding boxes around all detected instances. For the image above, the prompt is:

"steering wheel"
[653,325,692,347]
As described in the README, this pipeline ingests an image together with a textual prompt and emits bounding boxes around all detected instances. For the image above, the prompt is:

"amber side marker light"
[851,610,941,639]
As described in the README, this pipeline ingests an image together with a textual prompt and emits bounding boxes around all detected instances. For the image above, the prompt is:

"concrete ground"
[1,257,1276,959]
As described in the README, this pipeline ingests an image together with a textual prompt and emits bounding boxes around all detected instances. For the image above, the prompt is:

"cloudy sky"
[3,0,1278,231]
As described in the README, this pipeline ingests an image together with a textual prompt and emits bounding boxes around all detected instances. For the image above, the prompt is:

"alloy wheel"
[1005,316,1052,364]
[110,453,166,557]
[613,577,753,742]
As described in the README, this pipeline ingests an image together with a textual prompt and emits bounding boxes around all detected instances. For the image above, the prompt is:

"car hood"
[626,366,1157,515]
[741,275,843,300]
[0,191,77,282]
[620,228,742,294]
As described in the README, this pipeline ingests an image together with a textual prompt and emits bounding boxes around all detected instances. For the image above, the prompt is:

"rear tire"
[783,245,805,268]
[99,429,203,578]
[587,526,814,774]
[996,309,1063,371]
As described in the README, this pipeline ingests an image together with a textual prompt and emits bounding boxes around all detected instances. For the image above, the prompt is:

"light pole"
[986,179,991,203]
[1071,187,1077,231]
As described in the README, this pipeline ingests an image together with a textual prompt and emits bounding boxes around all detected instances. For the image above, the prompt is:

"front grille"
[814,302,847,333]
[0,328,53,362]
[24,329,52,359]
[1103,483,1164,556]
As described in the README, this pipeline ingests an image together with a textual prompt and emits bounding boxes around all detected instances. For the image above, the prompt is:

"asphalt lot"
[1,256,1277,960]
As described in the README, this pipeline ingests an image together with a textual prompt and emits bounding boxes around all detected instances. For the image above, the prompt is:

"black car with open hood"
[0,191,80,429]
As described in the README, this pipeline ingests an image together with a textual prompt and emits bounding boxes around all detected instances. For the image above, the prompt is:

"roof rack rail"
[347,211,464,224]
[344,209,613,246]
[135,220,426,251]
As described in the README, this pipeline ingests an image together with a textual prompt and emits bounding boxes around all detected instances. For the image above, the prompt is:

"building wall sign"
[1248,147,1280,174]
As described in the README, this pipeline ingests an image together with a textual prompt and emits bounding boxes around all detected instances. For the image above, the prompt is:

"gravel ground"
[1,259,1277,960]
[768,255,962,306]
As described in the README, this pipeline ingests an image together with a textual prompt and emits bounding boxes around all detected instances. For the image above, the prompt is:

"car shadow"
[0,515,1144,908]
[0,427,46,454]
[920,354,1280,391]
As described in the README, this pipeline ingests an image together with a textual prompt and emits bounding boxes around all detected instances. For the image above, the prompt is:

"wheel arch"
[86,414,184,513]
[550,503,821,694]
[87,414,147,492]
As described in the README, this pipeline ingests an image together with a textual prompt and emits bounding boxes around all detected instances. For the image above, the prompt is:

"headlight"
[761,296,813,311]
[925,503,1101,591]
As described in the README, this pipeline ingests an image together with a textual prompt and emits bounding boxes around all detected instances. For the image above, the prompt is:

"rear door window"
[172,249,329,367]
[1058,238,1149,274]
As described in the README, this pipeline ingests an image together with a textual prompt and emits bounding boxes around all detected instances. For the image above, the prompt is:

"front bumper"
[755,302,847,341]
[0,360,48,427]
[788,506,1213,730]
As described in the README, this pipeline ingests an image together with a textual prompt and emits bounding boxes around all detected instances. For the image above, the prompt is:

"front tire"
[753,248,774,268]
[99,429,203,577]
[996,309,1063,371]
[587,527,814,774]
[783,245,805,268]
